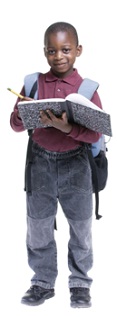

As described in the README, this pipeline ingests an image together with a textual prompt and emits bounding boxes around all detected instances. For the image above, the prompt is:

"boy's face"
[44,31,82,78]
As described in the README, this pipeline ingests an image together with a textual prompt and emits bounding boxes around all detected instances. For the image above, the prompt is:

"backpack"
[24,72,108,221]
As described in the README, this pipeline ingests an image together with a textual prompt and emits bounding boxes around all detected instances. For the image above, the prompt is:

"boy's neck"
[51,68,75,79]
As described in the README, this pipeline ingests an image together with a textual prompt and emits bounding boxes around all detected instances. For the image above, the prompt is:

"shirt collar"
[45,68,80,86]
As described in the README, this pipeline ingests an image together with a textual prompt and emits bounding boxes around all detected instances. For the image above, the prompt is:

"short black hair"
[44,21,79,46]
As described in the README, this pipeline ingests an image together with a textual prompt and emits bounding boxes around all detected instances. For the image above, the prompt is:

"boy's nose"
[54,51,63,59]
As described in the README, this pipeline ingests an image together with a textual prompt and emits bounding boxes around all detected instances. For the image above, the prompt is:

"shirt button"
[57,89,60,92]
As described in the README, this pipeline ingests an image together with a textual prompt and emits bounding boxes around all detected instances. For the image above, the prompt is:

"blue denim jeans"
[26,142,93,289]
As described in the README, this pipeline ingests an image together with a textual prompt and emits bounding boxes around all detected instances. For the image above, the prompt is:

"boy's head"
[44,21,82,78]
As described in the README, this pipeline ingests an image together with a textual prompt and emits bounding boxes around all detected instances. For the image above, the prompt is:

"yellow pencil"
[7,88,24,99]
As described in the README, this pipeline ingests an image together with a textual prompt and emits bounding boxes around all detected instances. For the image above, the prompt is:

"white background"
[0,0,117,316]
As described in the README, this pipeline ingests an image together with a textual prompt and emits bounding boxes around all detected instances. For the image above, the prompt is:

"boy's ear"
[76,45,83,57]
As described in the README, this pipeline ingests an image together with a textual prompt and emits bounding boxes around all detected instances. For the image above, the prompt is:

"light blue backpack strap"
[78,78,102,157]
[91,136,103,157]
[78,78,99,100]
[24,72,40,100]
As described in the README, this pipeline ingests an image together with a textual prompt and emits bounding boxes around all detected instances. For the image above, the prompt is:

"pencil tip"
[7,88,11,91]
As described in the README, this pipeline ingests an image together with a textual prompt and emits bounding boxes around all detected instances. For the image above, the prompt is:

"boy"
[10,21,102,308]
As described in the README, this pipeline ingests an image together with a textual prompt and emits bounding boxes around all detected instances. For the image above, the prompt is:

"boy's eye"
[47,50,55,55]
[62,48,71,54]
[47,48,71,55]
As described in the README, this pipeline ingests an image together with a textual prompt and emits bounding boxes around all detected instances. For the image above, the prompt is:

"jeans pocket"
[70,153,92,192]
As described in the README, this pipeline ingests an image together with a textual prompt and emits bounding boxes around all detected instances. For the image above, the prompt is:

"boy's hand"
[39,110,72,134]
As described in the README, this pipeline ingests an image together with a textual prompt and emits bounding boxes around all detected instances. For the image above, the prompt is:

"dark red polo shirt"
[10,68,102,152]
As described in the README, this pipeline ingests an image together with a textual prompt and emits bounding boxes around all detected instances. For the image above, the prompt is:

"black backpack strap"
[29,80,38,99]
[24,74,39,194]
[24,129,33,194]
[86,145,102,220]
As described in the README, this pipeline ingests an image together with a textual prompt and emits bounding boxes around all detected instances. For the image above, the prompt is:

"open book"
[17,93,112,136]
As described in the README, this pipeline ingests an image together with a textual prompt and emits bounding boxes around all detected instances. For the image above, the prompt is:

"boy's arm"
[66,124,101,144]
